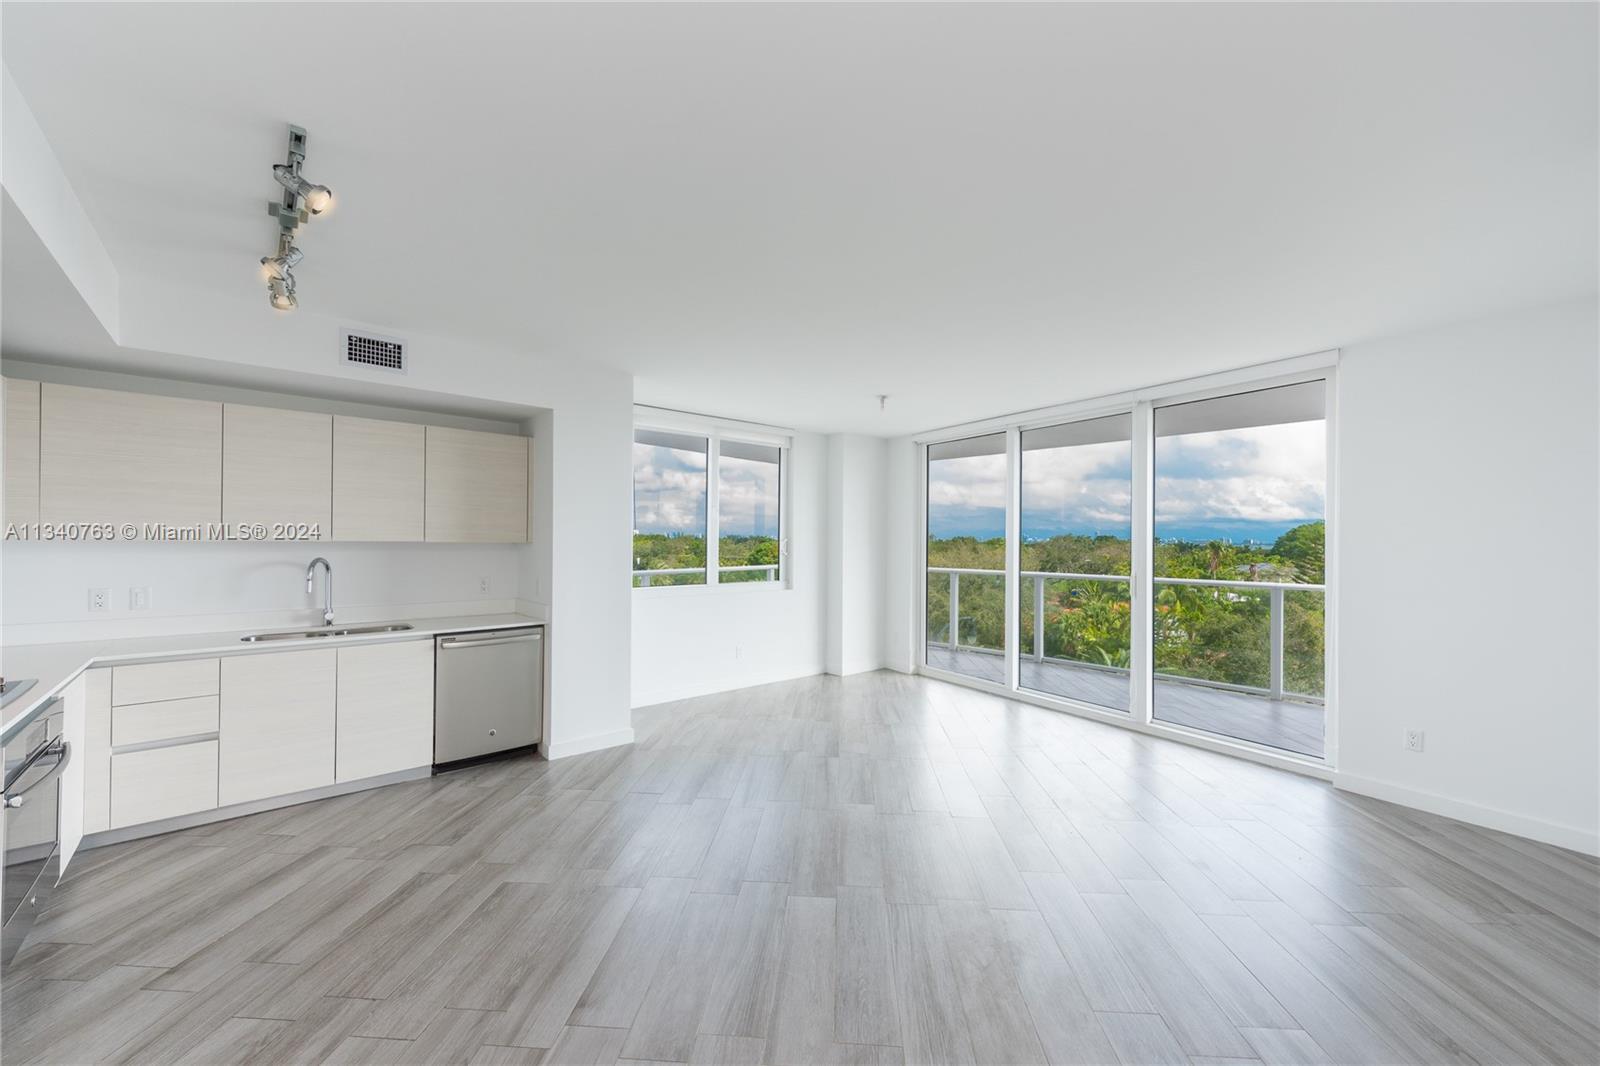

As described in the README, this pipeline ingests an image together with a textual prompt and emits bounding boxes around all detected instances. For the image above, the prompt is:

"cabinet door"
[332,416,424,541]
[223,404,332,537]
[3,377,40,527]
[337,640,434,782]
[110,741,218,828]
[424,427,528,542]
[220,648,336,806]
[82,669,112,835]
[40,383,221,534]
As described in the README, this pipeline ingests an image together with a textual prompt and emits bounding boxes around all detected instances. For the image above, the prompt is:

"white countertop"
[1,612,544,739]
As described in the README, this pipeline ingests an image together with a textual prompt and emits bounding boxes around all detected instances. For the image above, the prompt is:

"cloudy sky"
[633,443,779,537]
[929,421,1324,543]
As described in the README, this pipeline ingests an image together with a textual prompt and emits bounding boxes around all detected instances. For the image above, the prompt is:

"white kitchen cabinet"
[112,695,219,747]
[336,640,434,782]
[82,669,112,836]
[3,377,40,528]
[112,658,219,706]
[424,426,529,542]
[220,648,336,806]
[332,415,425,541]
[40,383,222,534]
[223,404,332,536]
[110,740,218,829]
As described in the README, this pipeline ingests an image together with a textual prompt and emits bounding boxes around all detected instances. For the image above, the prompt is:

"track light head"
[260,244,303,281]
[272,164,334,215]
[267,273,297,312]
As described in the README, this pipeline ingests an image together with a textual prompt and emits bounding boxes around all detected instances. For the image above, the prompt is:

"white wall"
[3,540,523,644]
[1335,298,1599,854]
[826,434,888,675]
[630,431,827,707]
[883,437,920,674]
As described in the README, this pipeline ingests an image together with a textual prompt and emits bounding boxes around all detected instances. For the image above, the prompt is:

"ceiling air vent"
[343,330,407,374]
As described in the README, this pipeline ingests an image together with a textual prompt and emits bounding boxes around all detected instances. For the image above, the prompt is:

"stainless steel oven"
[2,699,69,967]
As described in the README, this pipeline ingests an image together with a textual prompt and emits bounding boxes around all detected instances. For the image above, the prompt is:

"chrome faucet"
[306,557,334,626]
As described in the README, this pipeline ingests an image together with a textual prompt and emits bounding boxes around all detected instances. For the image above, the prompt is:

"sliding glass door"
[925,433,1008,683]
[1151,381,1327,757]
[920,371,1332,764]
[1017,415,1133,712]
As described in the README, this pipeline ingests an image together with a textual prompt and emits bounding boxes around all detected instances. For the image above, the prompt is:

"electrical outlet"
[1405,729,1425,753]
[88,588,110,612]
[129,587,151,610]
[479,577,490,594]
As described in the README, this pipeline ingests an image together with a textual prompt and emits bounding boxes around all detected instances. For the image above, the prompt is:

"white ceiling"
[3,3,1595,435]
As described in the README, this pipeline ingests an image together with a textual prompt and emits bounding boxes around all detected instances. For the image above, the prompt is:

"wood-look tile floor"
[4,670,1598,1065]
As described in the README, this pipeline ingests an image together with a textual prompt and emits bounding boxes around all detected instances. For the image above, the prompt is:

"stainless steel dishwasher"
[434,626,544,769]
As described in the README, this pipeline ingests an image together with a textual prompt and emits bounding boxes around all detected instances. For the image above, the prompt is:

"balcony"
[926,567,1326,759]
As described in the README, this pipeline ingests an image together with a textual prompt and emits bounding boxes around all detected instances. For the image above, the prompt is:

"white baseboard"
[631,662,826,710]
[1333,771,1600,857]
[545,727,635,760]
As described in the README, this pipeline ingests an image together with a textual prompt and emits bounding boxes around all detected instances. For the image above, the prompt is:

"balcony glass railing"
[926,567,1325,704]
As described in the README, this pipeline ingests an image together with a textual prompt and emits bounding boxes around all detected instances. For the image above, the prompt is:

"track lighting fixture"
[260,241,303,281]
[261,124,333,312]
[268,274,297,312]
[272,164,334,216]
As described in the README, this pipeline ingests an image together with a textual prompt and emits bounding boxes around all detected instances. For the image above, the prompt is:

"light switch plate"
[129,587,151,610]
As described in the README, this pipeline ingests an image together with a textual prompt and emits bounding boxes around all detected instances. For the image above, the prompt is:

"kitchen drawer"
[112,695,219,748]
[112,658,219,706]
[110,740,218,828]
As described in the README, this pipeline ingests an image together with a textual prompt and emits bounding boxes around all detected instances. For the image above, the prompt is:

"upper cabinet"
[425,426,529,542]
[2,378,41,527]
[40,383,222,534]
[7,377,530,544]
[332,416,424,541]
[223,404,332,537]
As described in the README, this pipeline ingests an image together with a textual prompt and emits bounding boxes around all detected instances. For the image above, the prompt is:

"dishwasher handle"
[438,631,542,651]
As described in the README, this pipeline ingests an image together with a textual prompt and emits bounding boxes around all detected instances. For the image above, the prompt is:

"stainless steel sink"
[240,623,415,643]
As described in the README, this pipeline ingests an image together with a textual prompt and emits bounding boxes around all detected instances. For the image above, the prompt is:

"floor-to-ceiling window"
[1017,414,1133,712]
[1151,381,1327,757]
[918,367,1332,766]
[925,433,1009,682]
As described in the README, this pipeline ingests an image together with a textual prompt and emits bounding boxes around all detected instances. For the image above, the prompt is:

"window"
[633,418,788,589]
[925,433,1008,682]
[1018,414,1133,712]
[718,441,782,583]
[633,430,709,586]
[919,364,1333,767]
[1152,381,1327,757]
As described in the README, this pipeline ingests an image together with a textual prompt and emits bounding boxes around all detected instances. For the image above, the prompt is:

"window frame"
[913,351,1338,775]
[632,407,792,596]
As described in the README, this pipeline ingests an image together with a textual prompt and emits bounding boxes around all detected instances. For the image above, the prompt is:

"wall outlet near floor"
[479,577,490,594]
[88,588,110,612]
[129,587,151,610]
[1405,729,1425,752]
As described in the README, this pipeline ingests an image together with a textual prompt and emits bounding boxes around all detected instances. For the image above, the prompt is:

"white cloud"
[633,443,706,534]
[927,421,1325,536]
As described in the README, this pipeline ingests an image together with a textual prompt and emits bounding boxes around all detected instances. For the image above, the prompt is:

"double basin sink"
[240,623,415,643]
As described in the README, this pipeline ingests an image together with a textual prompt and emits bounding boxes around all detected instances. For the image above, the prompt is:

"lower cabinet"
[83,638,437,837]
[110,740,219,828]
[220,648,337,807]
[336,640,434,783]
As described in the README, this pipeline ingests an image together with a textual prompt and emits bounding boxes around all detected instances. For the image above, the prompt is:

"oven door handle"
[3,739,70,809]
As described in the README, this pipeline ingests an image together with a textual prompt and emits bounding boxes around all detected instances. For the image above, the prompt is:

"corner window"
[633,420,788,589]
